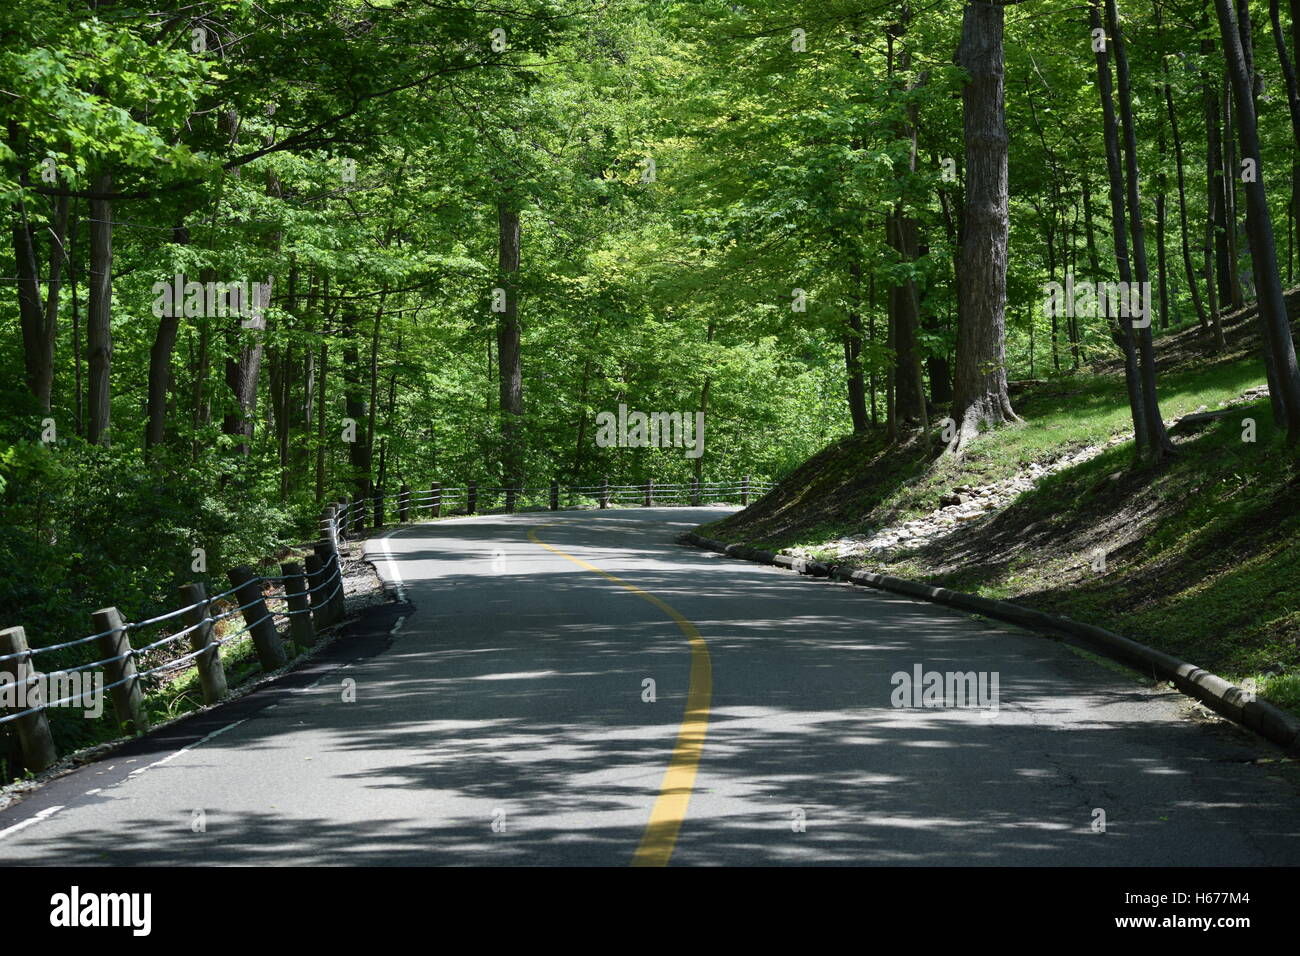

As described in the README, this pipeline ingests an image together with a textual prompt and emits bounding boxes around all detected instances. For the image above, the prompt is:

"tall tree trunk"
[86,170,113,446]
[1270,0,1300,148]
[1108,0,1175,458]
[298,271,317,480]
[70,200,83,436]
[1093,2,1150,454]
[1161,21,1212,335]
[1216,0,1300,442]
[949,0,1018,452]
[315,276,331,500]
[496,198,524,490]
[221,279,269,456]
[885,9,928,430]
[9,124,57,414]
[145,225,187,455]
[868,273,878,426]
[1157,125,1170,330]
[342,306,372,502]
[316,340,328,502]
[692,320,715,486]
[1202,27,1229,348]
[1270,0,1300,288]
[845,260,869,431]
[1222,76,1246,309]
[365,290,387,497]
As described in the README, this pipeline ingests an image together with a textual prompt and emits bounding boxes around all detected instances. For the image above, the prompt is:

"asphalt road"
[2,507,1298,866]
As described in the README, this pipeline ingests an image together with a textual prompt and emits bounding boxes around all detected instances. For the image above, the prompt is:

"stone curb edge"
[679,532,1300,755]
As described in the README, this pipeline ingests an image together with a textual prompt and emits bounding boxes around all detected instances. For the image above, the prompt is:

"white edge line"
[127,718,248,778]
[0,718,250,843]
[369,526,408,602]
[0,804,64,842]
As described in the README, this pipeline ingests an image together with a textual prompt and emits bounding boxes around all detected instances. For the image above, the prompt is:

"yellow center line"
[527,523,712,867]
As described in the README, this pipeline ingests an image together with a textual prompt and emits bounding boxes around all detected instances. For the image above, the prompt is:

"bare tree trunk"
[70,200,82,436]
[692,321,715,486]
[146,225,187,455]
[1216,0,1300,442]
[885,10,928,431]
[496,198,524,490]
[1108,0,1175,458]
[221,278,269,456]
[364,289,387,498]
[1202,27,1229,348]
[868,273,878,427]
[845,260,869,431]
[342,306,372,502]
[1093,2,1150,455]
[316,276,331,500]
[9,123,57,414]
[298,271,317,479]
[1222,76,1246,309]
[1161,17,1212,335]
[1157,125,1170,330]
[86,170,113,446]
[950,0,1018,452]
[316,340,328,502]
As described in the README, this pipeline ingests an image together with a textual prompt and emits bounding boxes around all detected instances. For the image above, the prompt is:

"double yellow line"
[527,524,712,867]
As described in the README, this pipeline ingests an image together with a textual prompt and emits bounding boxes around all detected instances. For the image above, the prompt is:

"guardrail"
[0,516,349,778]
[1,475,770,778]
[330,476,774,532]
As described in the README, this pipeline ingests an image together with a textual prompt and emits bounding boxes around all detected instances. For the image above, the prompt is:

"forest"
[3,0,1299,673]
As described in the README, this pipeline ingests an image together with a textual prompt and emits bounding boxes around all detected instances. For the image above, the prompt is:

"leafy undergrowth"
[702,323,1300,716]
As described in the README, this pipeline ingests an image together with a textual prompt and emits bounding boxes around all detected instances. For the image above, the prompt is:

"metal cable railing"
[325,477,774,537]
[3,476,771,769]
[0,533,351,734]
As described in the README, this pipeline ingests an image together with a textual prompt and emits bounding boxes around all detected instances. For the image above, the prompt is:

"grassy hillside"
[701,306,1300,715]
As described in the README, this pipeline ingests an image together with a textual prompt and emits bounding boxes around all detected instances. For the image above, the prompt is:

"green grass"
[706,350,1300,717]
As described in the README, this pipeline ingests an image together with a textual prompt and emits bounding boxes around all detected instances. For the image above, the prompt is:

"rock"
[940,493,966,507]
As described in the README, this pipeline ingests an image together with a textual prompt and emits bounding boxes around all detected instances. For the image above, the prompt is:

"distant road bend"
[1,507,1298,865]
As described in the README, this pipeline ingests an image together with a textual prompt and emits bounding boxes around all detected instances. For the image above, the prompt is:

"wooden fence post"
[313,543,346,623]
[281,562,316,649]
[305,552,331,628]
[506,486,517,513]
[336,496,349,540]
[691,477,700,506]
[93,607,149,734]
[430,482,442,518]
[179,583,227,705]
[329,549,346,620]
[550,479,559,511]
[467,481,478,515]
[321,504,339,555]
[227,566,287,672]
[351,494,365,535]
[399,484,411,523]
[373,486,384,529]
[0,626,58,772]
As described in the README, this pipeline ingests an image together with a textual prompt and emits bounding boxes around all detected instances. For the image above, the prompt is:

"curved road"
[1,507,1298,865]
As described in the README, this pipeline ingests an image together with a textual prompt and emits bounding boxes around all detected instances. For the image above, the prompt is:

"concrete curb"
[681,532,1300,755]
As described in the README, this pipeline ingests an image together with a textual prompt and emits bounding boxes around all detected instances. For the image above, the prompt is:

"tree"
[950,0,1019,452]
[1216,0,1300,443]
